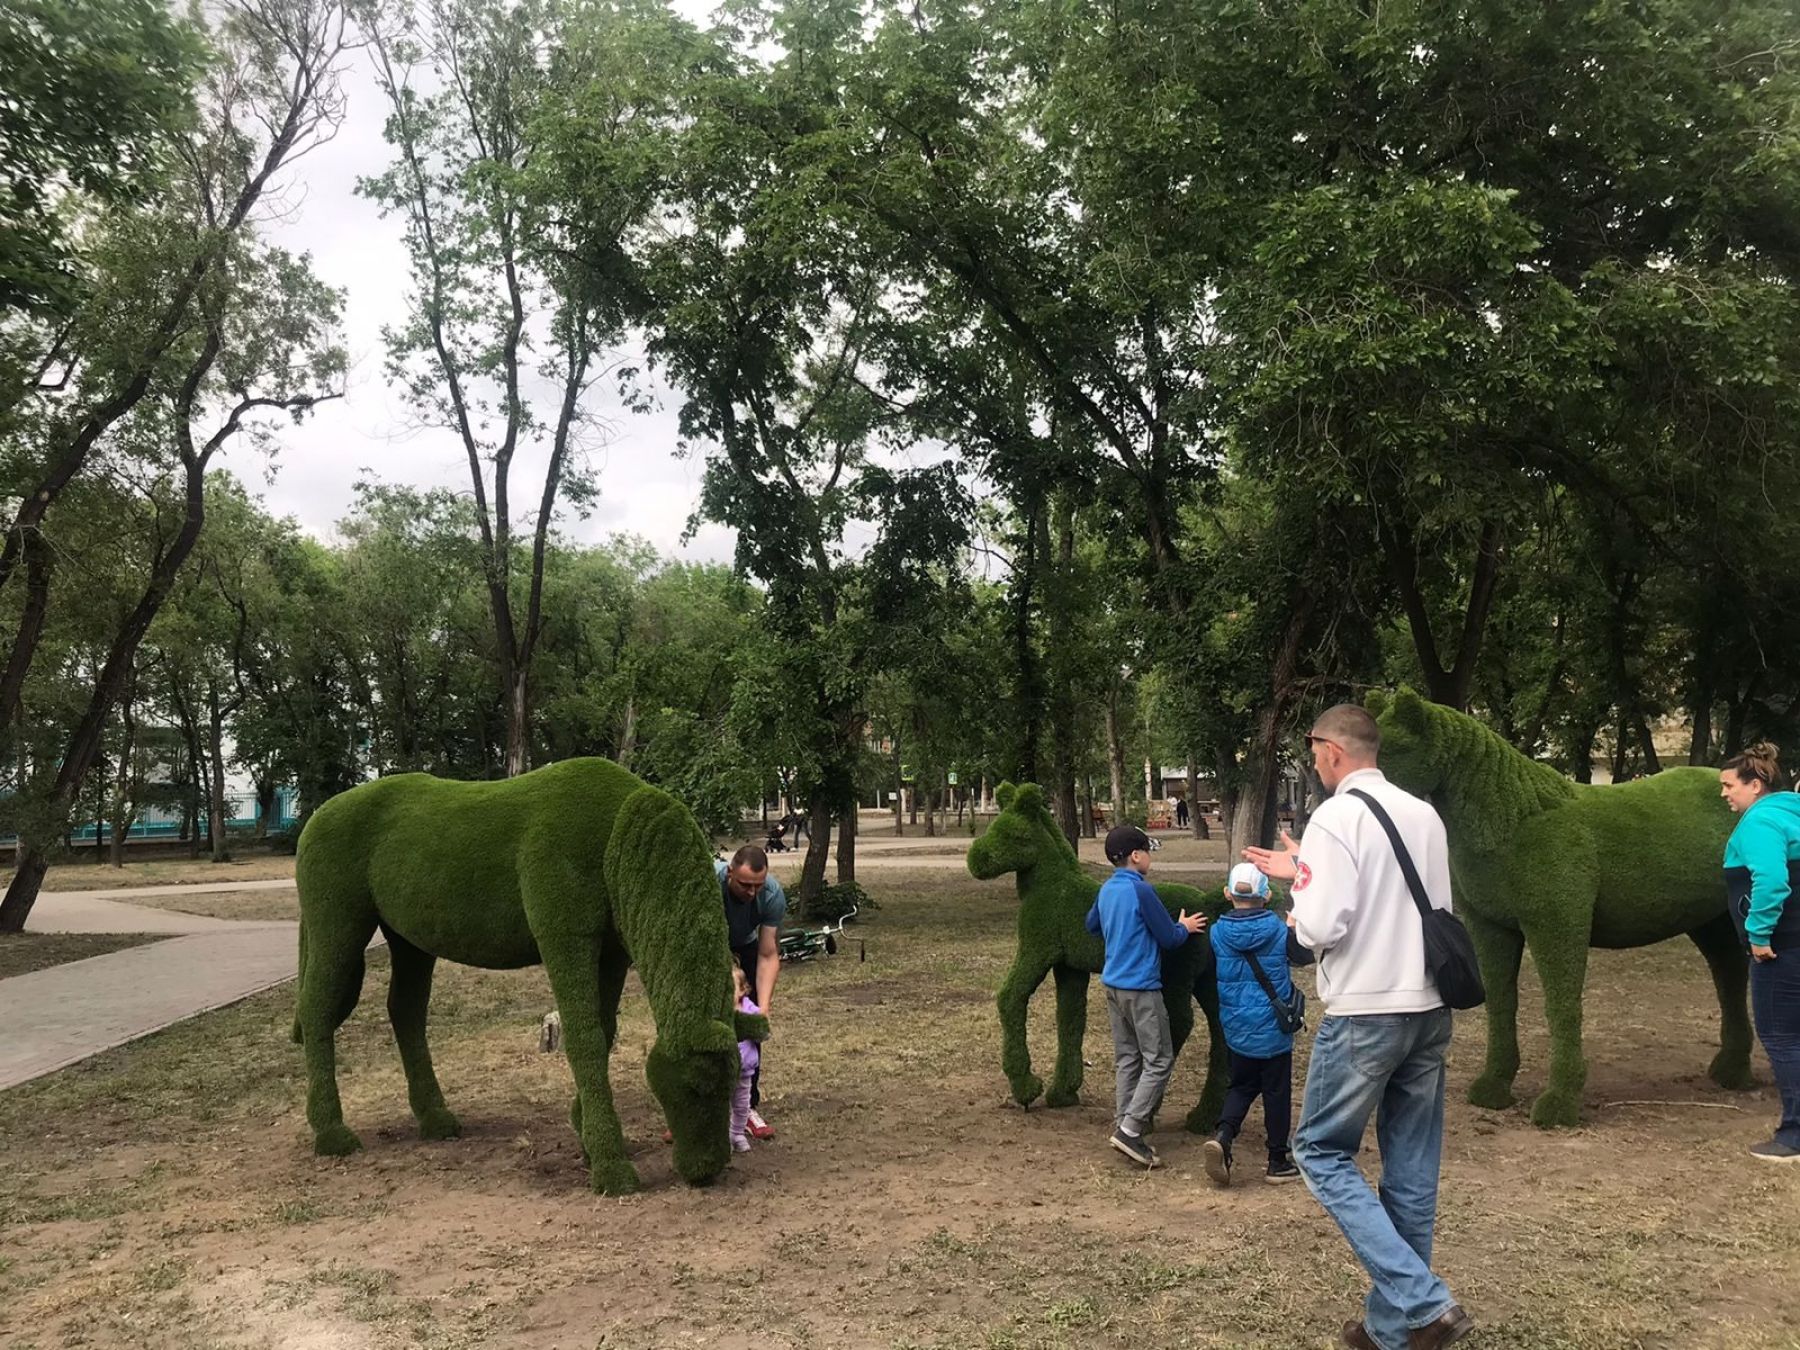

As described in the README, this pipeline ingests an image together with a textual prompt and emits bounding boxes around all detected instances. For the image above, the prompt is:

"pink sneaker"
[746,1109,774,1140]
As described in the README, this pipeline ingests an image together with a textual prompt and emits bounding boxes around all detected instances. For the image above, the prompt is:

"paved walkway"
[2,883,358,1093]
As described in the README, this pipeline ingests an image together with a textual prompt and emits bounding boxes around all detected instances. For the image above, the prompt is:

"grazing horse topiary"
[966,783,1232,1132]
[292,759,766,1195]
[1369,688,1748,1127]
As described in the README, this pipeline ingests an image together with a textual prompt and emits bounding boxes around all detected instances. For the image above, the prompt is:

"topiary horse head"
[293,758,766,1194]
[968,782,1229,1132]
[1368,687,1748,1127]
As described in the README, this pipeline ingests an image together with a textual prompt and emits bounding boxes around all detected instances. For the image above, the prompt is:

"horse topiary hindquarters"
[1369,688,1747,1128]
[294,759,764,1193]
[967,783,1231,1133]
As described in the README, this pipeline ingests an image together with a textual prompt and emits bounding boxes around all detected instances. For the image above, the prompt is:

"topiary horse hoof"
[313,1123,364,1157]
[417,1106,461,1141]
[1529,1088,1582,1129]
[588,1158,641,1196]
[1182,1104,1218,1135]
[1009,1074,1045,1108]
[1043,1085,1080,1108]
[1467,1074,1517,1110]
[1708,1051,1755,1092]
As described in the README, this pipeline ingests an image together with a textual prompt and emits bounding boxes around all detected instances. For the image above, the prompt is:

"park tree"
[359,0,654,778]
[0,0,350,930]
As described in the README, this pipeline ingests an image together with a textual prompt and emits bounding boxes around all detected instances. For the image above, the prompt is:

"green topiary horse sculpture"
[966,783,1231,1132]
[292,758,766,1195]
[1369,688,1748,1127]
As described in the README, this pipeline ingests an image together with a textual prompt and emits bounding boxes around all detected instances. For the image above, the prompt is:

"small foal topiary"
[967,783,1231,1132]
[292,758,766,1194]
[1370,688,1748,1127]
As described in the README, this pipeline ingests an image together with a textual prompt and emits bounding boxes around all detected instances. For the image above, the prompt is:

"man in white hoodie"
[1245,704,1473,1350]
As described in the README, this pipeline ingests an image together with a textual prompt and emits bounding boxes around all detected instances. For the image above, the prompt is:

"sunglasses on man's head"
[1304,734,1340,751]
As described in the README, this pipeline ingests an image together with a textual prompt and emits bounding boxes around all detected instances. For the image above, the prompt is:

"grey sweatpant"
[1106,985,1174,1136]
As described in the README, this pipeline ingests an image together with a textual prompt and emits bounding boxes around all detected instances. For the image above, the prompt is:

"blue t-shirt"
[716,859,788,951]
[1084,867,1189,990]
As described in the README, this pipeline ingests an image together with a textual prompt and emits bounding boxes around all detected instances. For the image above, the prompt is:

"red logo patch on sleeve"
[1294,860,1312,891]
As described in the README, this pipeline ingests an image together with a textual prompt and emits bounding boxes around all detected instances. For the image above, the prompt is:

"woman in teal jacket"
[1720,743,1800,1163]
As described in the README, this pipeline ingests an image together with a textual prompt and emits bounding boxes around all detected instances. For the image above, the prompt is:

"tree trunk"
[1105,691,1127,828]
[1689,699,1715,767]
[835,797,856,885]
[923,784,937,838]
[1047,494,1080,848]
[255,779,276,841]
[207,682,231,863]
[1011,493,1045,784]
[1188,750,1209,840]
[796,786,833,908]
[616,694,636,771]
[109,673,138,868]
[1635,715,1662,776]
[1383,518,1505,711]
[504,667,529,777]
[892,742,904,836]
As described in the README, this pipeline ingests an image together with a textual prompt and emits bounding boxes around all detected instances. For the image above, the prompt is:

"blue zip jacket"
[1210,906,1313,1059]
[1724,791,1800,947]
[1084,868,1189,990]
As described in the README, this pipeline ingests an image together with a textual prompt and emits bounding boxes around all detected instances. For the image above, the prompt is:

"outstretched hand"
[1178,910,1207,934]
[1243,829,1302,882]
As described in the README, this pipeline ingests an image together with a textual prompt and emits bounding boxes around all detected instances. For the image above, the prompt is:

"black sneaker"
[1749,1139,1800,1164]
[1110,1129,1160,1169]
[1265,1157,1301,1184]
[1202,1132,1233,1187]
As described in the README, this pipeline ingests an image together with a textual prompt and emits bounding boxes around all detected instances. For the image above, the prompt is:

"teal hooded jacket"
[1724,791,1800,947]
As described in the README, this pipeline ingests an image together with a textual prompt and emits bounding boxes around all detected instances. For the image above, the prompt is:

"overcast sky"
[215,35,742,566]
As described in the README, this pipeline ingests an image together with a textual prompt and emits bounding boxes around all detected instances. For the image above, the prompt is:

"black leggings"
[736,945,763,1108]
[1218,1049,1293,1161]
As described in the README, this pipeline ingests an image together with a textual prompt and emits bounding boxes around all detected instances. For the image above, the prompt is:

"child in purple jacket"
[730,967,762,1153]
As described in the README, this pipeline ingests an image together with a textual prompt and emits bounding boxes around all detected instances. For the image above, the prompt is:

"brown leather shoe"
[1341,1323,1381,1350]
[1408,1305,1475,1350]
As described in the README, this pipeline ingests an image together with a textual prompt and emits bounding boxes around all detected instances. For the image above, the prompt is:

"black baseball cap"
[1104,824,1151,865]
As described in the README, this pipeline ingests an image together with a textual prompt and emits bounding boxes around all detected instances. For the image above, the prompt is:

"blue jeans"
[1751,952,1800,1149]
[1294,1010,1456,1350]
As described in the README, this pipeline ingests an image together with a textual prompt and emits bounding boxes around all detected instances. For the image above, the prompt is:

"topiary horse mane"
[966,782,1230,1132]
[1369,687,1749,1127]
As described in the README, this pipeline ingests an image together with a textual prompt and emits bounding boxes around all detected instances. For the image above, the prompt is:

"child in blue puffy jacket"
[1203,863,1315,1186]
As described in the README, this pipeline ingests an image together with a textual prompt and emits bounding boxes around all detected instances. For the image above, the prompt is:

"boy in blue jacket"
[1203,862,1315,1186]
[1085,824,1207,1169]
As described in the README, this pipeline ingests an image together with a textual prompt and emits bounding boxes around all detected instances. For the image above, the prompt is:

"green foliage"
[294,759,742,1193]
[804,880,872,924]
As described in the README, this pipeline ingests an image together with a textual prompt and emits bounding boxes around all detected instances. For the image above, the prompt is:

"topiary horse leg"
[541,937,638,1195]
[383,927,459,1141]
[1182,973,1228,1134]
[1464,909,1525,1110]
[573,948,635,1136]
[997,955,1052,1107]
[1045,964,1089,1107]
[297,910,375,1158]
[1523,919,1591,1128]
[1689,913,1755,1091]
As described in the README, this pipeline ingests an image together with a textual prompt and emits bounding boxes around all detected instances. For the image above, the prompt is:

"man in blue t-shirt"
[716,845,787,1138]
[1085,824,1206,1169]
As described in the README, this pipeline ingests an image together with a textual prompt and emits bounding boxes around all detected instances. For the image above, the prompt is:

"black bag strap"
[1246,947,1285,1007]
[1345,788,1436,922]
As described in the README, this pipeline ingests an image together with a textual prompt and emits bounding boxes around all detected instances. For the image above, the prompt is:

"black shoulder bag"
[1247,948,1307,1035]
[1346,788,1486,1010]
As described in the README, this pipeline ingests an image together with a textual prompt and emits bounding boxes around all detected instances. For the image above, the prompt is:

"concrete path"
[0,880,374,1093]
[0,927,304,1089]
[24,889,294,934]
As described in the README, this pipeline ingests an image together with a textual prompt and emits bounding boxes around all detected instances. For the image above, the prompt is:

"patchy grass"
[2,853,299,893]
[0,868,1795,1349]
[0,932,165,978]
[105,888,299,922]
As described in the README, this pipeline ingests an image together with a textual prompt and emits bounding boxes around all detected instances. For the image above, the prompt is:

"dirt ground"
[1,854,301,893]
[1,867,1796,1350]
